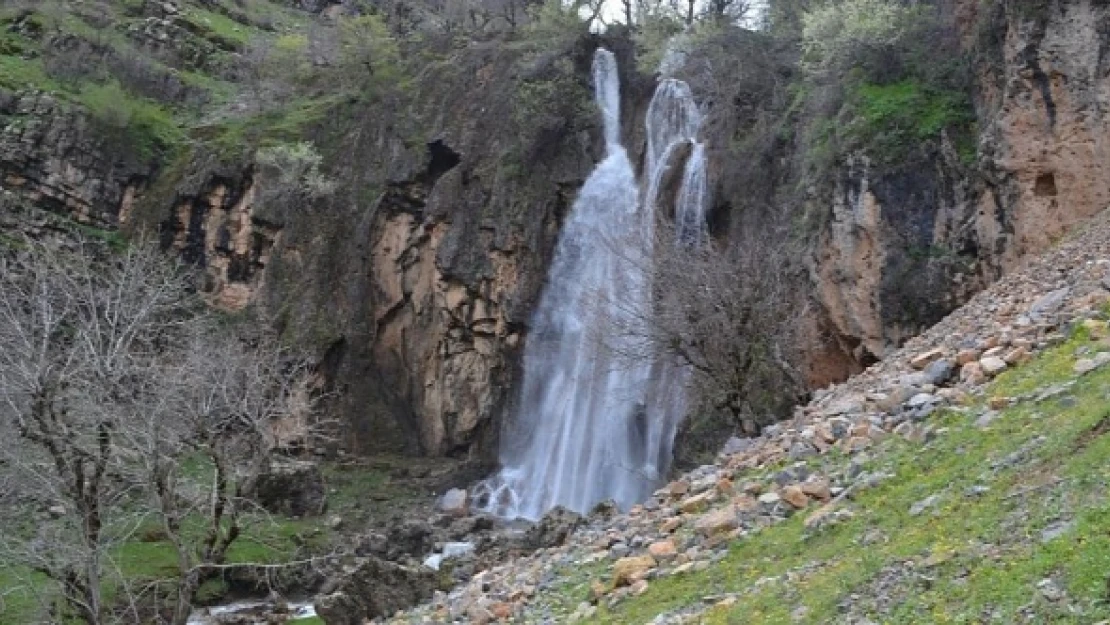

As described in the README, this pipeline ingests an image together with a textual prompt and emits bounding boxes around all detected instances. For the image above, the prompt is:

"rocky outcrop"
[0,91,150,229]
[812,148,983,367]
[975,0,1110,267]
[242,37,638,458]
[161,169,282,311]
[313,556,436,625]
[809,0,1110,374]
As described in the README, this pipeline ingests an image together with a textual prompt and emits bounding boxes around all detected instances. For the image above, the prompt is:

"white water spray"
[474,49,708,520]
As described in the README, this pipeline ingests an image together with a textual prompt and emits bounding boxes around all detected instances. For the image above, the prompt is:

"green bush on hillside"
[79,81,186,162]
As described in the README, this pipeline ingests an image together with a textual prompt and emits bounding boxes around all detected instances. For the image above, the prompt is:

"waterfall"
[473,49,707,520]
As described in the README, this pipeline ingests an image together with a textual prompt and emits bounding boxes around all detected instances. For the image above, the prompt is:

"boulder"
[253,459,326,517]
[313,556,436,625]
[694,504,738,536]
[781,485,810,509]
[612,555,656,586]
[438,488,469,517]
[980,356,1008,377]
[384,519,435,560]
[523,506,583,549]
[923,358,955,386]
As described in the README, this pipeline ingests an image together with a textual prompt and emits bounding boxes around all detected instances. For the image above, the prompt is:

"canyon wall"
[807,0,1110,375]
[3,1,1109,460]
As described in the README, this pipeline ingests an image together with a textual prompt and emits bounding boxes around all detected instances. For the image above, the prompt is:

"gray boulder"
[314,556,436,625]
[523,506,583,549]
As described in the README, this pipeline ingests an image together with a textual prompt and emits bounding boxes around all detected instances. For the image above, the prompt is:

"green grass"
[183,7,251,49]
[843,79,977,166]
[0,460,409,622]
[0,55,61,92]
[566,324,1110,623]
[76,81,189,162]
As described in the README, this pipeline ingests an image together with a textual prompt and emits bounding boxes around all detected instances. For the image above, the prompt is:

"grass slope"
[549,324,1110,623]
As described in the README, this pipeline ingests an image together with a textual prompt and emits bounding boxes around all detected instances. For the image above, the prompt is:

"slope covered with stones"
[383,207,1110,623]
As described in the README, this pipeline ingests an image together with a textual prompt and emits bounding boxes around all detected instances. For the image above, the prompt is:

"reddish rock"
[782,485,810,509]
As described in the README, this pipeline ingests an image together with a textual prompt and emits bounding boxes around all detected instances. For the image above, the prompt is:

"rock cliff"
[804,0,1110,377]
[3,0,1110,463]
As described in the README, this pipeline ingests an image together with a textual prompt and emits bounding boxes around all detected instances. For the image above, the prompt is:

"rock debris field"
[372,208,1110,624]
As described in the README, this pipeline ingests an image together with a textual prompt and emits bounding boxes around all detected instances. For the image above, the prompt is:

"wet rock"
[589,499,620,519]
[313,556,435,625]
[524,506,583,549]
[439,488,469,517]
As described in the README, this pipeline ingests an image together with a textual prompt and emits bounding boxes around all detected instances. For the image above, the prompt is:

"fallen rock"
[438,488,469,517]
[647,540,677,559]
[910,348,945,370]
[800,478,832,501]
[923,358,955,385]
[956,348,980,365]
[980,356,1008,377]
[961,361,986,384]
[781,485,810,509]
[313,556,435,625]
[1029,287,1069,316]
[695,505,739,536]
[612,555,656,587]
[679,491,715,513]
[524,506,583,549]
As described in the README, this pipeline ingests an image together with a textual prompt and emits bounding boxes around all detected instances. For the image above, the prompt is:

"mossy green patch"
[842,79,977,167]
[78,81,188,162]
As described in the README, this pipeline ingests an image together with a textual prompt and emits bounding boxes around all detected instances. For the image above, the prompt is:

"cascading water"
[644,78,708,246]
[474,48,708,520]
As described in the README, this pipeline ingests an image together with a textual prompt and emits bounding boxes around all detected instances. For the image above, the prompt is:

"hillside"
[3,0,1110,623]
[383,208,1110,623]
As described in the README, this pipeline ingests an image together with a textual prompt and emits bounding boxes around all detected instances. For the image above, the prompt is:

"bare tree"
[596,221,806,440]
[128,330,317,625]
[0,239,196,625]
[0,238,323,625]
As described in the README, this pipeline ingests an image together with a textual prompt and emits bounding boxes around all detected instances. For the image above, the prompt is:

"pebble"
[909,494,941,516]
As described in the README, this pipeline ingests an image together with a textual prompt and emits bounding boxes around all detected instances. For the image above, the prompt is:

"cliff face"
[141,36,650,458]
[0,92,150,230]
[807,0,1110,375]
[4,0,1110,461]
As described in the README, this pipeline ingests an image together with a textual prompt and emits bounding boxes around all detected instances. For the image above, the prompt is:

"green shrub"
[78,81,186,162]
[801,0,928,76]
[255,141,336,198]
[842,79,976,165]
